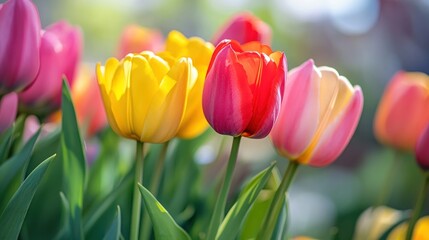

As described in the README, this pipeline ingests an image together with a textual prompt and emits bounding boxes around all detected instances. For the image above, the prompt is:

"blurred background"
[25,0,429,238]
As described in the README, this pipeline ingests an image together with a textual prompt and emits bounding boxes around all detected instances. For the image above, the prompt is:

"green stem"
[140,141,170,240]
[206,136,242,240]
[376,149,401,206]
[130,141,144,240]
[258,161,299,240]
[406,172,429,240]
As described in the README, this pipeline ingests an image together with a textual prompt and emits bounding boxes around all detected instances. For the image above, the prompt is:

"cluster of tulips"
[0,0,429,239]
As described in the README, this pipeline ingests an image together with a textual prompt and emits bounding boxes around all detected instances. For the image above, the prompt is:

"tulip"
[353,206,402,240]
[96,52,191,143]
[203,40,286,139]
[19,21,82,117]
[0,0,41,95]
[388,216,429,240]
[158,30,214,138]
[212,12,272,46]
[416,124,429,171]
[117,24,164,58]
[374,71,429,151]
[270,59,363,167]
[71,64,107,137]
[0,92,18,134]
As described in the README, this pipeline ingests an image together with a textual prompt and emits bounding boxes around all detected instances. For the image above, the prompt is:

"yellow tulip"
[387,216,429,240]
[96,52,191,143]
[158,30,214,139]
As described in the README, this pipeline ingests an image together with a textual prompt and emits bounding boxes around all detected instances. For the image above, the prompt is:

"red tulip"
[271,59,363,167]
[416,124,429,170]
[212,12,271,46]
[202,40,286,138]
[0,92,18,134]
[117,24,164,58]
[0,0,41,95]
[19,21,82,117]
[374,71,429,151]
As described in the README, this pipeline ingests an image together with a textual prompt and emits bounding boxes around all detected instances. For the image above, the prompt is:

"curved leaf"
[103,206,121,240]
[138,184,191,240]
[217,162,276,240]
[0,155,55,240]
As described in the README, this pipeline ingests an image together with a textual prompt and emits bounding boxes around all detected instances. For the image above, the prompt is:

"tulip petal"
[140,57,190,142]
[0,0,41,92]
[271,59,320,158]
[306,87,363,167]
[128,55,160,137]
[96,60,121,135]
[203,45,253,136]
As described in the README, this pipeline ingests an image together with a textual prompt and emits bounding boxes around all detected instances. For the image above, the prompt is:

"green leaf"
[0,129,41,200]
[216,162,276,240]
[60,79,87,239]
[0,155,55,240]
[239,167,287,240]
[0,125,14,162]
[138,184,191,240]
[103,206,121,240]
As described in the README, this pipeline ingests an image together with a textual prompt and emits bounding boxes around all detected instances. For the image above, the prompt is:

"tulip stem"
[206,136,242,240]
[140,141,170,240]
[406,172,429,240]
[131,141,144,240]
[258,160,299,240]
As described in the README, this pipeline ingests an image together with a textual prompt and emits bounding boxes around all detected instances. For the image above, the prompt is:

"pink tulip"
[212,12,272,46]
[203,40,286,138]
[19,21,82,117]
[0,0,41,95]
[416,124,429,171]
[117,24,164,58]
[374,71,429,151]
[0,92,18,134]
[271,59,363,167]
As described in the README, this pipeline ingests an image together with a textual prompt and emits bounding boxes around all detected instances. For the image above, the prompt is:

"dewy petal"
[271,59,320,159]
[0,0,41,93]
[0,92,18,133]
[202,44,253,136]
[140,57,190,143]
[306,87,363,167]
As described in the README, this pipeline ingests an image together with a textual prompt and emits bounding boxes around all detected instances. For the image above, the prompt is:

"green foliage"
[0,155,54,240]
[217,162,276,240]
[59,79,87,239]
[103,206,122,240]
[138,184,191,240]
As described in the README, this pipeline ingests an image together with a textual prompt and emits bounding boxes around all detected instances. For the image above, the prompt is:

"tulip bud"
[212,12,272,46]
[203,40,286,138]
[19,21,82,117]
[117,24,164,58]
[0,0,41,95]
[374,71,429,151]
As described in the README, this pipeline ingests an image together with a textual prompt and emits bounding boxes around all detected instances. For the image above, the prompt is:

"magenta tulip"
[416,124,429,171]
[0,92,18,134]
[271,59,363,167]
[0,0,41,95]
[19,21,82,117]
[212,12,272,46]
[203,40,286,138]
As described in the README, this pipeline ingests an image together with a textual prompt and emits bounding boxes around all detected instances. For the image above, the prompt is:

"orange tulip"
[374,71,429,151]
[117,24,164,58]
